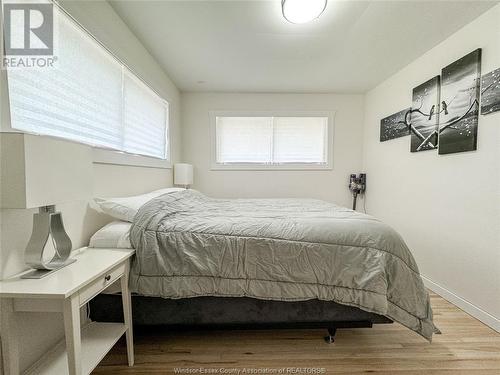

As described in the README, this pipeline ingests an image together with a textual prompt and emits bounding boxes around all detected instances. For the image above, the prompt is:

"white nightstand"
[0,247,135,375]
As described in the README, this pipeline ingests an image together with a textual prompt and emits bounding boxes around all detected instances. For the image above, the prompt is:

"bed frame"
[90,294,392,343]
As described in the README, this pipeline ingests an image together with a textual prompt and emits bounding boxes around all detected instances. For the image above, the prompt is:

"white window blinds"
[273,117,328,163]
[216,117,273,163]
[215,116,329,166]
[6,4,168,159]
[123,72,168,159]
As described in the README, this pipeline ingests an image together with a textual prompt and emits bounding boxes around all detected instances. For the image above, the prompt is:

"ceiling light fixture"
[282,0,327,24]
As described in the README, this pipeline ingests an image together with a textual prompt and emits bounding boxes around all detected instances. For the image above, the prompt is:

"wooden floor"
[93,292,500,374]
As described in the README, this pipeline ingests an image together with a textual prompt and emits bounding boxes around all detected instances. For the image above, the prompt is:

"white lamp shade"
[174,163,194,186]
[0,133,92,208]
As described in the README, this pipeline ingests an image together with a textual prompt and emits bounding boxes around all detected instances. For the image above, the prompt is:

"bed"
[89,189,438,342]
[88,220,391,342]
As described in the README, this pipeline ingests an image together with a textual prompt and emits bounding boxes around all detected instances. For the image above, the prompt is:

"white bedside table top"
[0,248,135,299]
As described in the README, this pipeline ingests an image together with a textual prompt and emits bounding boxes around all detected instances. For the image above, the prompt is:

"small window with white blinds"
[212,113,333,170]
[5,4,169,161]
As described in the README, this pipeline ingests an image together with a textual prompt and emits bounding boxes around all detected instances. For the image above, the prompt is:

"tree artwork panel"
[481,67,500,115]
[410,76,440,152]
[380,108,411,142]
[438,49,481,155]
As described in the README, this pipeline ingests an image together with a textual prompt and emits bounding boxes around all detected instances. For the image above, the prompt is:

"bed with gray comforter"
[129,190,439,341]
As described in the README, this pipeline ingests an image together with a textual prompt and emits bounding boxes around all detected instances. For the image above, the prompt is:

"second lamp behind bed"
[174,163,194,189]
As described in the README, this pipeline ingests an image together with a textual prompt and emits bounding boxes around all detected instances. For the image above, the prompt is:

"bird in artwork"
[441,101,449,115]
[428,105,435,120]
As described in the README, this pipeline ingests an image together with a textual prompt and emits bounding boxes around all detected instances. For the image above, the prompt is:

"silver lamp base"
[21,258,76,279]
[22,206,74,279]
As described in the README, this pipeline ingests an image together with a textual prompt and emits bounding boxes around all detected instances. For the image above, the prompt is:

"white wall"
[181,93,365,207]
[0,1,181,372]
[362,5,500,330]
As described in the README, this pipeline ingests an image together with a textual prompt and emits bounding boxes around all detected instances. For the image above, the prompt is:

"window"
[212,112,333,170]
[122,72,168,159]
[5,4,169,161]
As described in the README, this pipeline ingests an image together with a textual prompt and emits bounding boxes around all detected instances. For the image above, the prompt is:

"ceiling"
[109,0,498,93]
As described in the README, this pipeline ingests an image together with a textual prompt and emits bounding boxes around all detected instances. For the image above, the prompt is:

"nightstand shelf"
[0,247,135,375]
[25,322,126,375]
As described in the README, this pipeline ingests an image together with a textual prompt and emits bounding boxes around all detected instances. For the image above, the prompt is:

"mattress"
[89,221,132,249]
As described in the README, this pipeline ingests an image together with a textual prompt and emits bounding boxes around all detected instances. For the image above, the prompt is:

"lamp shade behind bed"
[174,163,193,188]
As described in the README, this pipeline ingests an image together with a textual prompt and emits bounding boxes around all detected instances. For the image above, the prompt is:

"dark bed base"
[90,294,392,343]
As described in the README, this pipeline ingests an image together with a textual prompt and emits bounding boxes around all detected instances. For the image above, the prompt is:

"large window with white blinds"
[6,4,169,160]
[212,113,333,169]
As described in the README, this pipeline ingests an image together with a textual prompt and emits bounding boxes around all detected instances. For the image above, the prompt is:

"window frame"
[209,110,335,171]
[1,1,172,169]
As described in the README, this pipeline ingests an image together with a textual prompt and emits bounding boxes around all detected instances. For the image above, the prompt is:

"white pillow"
[89,221,133,249]
[94,187,184,222]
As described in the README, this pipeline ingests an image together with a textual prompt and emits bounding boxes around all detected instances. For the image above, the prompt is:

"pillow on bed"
[95,187,184,222]
[89,221,133,249]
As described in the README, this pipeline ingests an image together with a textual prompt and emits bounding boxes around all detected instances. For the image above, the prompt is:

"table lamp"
[1,133,92,278]
[174,163,193,189]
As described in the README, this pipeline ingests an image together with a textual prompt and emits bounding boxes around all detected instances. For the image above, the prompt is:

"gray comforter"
[130,190,438,340]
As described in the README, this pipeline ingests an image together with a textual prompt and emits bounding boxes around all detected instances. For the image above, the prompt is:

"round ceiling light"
[282,0,327,24]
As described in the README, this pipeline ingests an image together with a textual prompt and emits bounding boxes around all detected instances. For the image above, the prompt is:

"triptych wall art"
[380,48,498,155]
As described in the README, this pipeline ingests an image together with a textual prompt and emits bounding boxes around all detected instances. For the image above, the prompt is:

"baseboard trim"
[422,275,500,333]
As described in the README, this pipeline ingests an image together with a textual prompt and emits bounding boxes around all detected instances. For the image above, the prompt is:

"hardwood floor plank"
[93,292,500,374]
